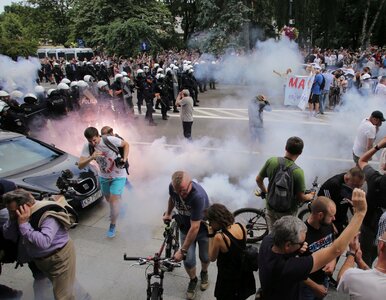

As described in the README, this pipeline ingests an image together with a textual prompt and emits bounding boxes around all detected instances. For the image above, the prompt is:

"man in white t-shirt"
[78,127,129,238]
[337,231,386,299]
[352,111,385,163]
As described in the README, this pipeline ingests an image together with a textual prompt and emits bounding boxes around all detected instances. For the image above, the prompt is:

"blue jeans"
[319,91,329,114]
[299,277,329,300]
[180,230,209,269]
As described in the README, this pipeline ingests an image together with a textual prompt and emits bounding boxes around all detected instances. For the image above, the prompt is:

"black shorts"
[308,93,320,104]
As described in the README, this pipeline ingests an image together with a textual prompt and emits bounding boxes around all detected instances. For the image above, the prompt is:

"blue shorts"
[99,177,126,196]
[180,230,209,269]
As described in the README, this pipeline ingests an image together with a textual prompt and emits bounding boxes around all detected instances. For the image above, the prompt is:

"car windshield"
[0,137,60,176]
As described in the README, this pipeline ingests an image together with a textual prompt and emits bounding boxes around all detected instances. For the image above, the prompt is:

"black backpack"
[267,157,299,212]
[89,135,129,175]
[320,75,326,90]
[0,230,18,265]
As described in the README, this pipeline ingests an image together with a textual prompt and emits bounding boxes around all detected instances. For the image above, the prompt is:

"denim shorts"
[180,230,209,269]
[99,177,126,196]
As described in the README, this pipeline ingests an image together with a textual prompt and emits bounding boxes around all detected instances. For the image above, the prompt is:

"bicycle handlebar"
[123,254,181,269]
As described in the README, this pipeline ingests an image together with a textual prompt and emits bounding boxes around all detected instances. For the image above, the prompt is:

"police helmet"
[114,74,123,81]
[10,90,23,99]
[24,93,38,104]
[60,78,71,84]
[170,64,176,69]
[153,63,159,69]
[70,81,78,87]
[137,69,144,74]
[34,85,45,94]
[77,80,89,88]
[57,83,70,90]
[97,80,108,89]
[121,71,128,77]
[84,75,95,83]
[165,67,172,74]
[155,73,162,80]
[143,66,149,70]
[0,90,10,97]
[47,89,56,96]
[173,66,179,71]
[122,77,130,84]
[157,68,164,74]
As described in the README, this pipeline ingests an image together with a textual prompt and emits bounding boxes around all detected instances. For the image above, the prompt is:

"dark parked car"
[0,130,103,209]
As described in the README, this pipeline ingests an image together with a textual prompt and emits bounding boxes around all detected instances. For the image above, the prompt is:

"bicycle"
[233,177,319,244]
[123,218,181,300]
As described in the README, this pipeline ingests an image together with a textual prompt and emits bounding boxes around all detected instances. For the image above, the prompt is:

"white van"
[37,48,94,61]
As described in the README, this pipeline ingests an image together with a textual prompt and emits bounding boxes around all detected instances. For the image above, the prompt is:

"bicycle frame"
[124,219,180,300]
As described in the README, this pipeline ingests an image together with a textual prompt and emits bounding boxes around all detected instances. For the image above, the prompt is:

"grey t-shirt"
[180,96,194,122]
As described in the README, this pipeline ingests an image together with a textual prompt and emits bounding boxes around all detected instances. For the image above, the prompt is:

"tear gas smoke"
[0,55,41,95]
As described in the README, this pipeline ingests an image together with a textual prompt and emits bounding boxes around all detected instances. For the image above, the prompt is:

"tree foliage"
[0,12,38,58]
[0,0,385,57]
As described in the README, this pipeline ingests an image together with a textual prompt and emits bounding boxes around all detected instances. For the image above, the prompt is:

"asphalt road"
[1,83,362,299]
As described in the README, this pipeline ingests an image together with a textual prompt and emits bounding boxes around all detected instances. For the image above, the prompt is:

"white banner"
[284,74,315,110]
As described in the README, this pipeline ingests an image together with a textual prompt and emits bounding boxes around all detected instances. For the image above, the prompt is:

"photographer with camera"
[79,127,129,238]
[176,89,194,140]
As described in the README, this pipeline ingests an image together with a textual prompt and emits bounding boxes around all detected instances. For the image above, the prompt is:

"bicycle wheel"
[298,207,310,222]
[151,282,161,300]
[165,220,180,258]
[233,208,268,243]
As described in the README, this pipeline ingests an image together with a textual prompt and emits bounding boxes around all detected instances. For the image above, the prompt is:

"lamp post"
[289,0,294,26]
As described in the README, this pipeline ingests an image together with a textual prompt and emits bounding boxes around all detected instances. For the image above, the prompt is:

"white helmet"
[10,90,23,99]
[165,67,172,74]
[97,80,108,89]
[169,64,176,69]
[60,78,71,84]
[84,75,94,83]
[0,90,10,97]
[157,68,164,74]
[122,77,130,84]
[47,89,56,96]
[70,81,78,87]
[153,63,159,68]
[121,71,128,76]
[137,69,144,74]
[24,93,38,103]
[155,73,162,80]
[77,80,89,88]
[143,65,149,70]
[34,85,45,94]
[114,74,123,81]
[173,66,179,71]
[57,82,70,90]
[53,62,59,66]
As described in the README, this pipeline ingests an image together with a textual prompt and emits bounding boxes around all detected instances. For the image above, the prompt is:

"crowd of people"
[1,45,386,300]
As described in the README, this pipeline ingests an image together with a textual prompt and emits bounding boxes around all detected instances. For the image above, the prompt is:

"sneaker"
[200,271,209,291]
[186,277,198,299]
[107,224,116,238]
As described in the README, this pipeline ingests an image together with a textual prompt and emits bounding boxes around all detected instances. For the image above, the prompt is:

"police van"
[37,48,94,61]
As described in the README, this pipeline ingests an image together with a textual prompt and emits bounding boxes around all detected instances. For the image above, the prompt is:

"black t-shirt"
[318,173,352,226]
[363,165,386,229]
[302,221,334,283]
[258,235,313,300]
[168,181,209,234]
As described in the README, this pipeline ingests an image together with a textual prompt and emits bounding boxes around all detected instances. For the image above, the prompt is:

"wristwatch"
[346,251,356,257]
[180,248,188,255]
[374,145,380,151]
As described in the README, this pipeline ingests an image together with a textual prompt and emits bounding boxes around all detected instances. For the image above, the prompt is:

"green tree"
[71,0,176,55]
[0,12,38,58]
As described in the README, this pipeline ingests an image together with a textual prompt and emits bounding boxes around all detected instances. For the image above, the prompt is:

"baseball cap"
[371,110,385,122]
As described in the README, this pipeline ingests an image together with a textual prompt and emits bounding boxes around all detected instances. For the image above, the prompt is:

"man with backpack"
[255,136,315,232]
[2,189,77,300]
[78,127,129,238]
[308,65,324,118]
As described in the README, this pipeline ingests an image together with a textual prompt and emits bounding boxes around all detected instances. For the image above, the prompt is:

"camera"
[114,157,125,168]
